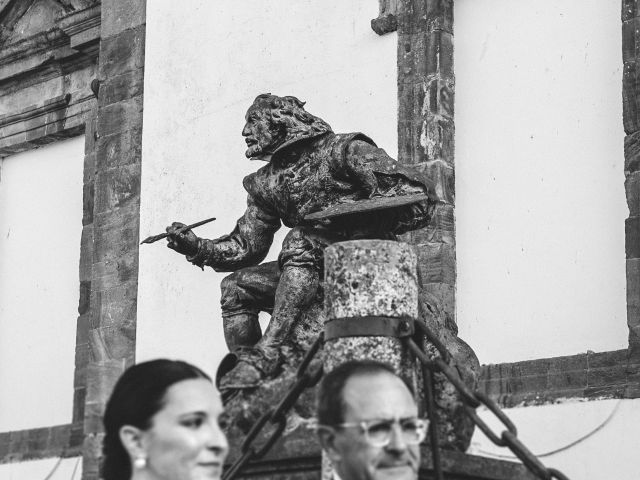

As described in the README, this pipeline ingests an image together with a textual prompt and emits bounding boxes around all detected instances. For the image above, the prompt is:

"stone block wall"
[623,0,640,355]
[397,0,456,322]
[81,1,146,478]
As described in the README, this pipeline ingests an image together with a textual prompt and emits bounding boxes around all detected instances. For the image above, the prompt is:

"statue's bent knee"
[279,227,330,271]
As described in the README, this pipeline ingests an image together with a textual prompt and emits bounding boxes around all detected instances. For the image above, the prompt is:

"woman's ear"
[316,426,342,464]
[119,425,146,459]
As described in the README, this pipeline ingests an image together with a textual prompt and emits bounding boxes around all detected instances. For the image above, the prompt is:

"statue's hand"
[165,222,199,257]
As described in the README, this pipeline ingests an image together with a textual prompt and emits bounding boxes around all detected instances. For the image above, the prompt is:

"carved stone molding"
[0,2,100,97]
[0,92,95,156]
[59,4,101,57]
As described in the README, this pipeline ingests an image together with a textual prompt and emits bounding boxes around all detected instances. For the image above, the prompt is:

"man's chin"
[374,465,417,480]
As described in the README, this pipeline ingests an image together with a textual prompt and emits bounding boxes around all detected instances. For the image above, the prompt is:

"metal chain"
[221,332,325,480]
[406,321,571,480]
[222,319,571,480]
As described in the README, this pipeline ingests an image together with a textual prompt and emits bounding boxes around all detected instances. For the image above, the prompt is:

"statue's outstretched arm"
[169,195,281,272]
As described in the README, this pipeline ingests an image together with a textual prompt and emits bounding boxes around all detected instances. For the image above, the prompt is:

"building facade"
[0,1,639,478]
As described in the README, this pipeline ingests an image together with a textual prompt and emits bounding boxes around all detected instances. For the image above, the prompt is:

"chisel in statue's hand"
[140,217,217,245]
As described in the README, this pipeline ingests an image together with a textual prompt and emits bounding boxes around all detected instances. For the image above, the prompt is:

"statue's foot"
[217,346,282,392]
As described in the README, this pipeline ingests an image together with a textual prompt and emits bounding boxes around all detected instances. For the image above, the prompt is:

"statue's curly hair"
[252,93,332,138]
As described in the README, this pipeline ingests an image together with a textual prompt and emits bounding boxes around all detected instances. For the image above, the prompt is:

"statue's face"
[242,106,283,158]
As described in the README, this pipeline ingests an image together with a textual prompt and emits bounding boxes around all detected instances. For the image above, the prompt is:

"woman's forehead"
[161,378,221,413]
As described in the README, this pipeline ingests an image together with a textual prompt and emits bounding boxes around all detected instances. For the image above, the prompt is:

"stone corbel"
[58,4,101,57]
[371,0,398,35]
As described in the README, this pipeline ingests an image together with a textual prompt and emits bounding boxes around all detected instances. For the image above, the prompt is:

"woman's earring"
[134,456,147,469]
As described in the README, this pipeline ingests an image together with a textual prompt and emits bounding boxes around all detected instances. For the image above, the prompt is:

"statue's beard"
[245,143,264,158]
[245,134,285,159]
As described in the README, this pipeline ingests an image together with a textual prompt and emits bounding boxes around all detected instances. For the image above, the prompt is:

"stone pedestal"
[223,239,482,478]
[323,239,420,383]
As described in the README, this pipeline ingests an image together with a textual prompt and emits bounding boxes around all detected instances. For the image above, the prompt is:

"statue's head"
[242,93,331,159]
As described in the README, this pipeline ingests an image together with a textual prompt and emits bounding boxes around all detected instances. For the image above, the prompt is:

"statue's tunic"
[188,131,435,273]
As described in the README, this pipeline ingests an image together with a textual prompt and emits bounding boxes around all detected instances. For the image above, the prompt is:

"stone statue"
[165,93,438,391]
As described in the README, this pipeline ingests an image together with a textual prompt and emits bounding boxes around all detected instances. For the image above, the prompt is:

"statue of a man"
[166,94,437,390]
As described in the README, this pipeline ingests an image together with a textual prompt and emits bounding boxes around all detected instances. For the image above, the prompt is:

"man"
[165,94,437,389]
[316,360,426,480]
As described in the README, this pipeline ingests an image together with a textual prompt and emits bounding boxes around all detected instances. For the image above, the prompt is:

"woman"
[103,359,229,480]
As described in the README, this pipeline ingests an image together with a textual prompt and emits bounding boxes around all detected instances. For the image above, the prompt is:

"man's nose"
[385,423,408,452]
[242,123,250,136]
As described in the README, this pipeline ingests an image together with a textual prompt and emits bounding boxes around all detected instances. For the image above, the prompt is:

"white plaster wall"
[0,137,84,431]
[0,456,81,480]
[138,0,397,374]
[455,0,628,364]
[468,399,640,480]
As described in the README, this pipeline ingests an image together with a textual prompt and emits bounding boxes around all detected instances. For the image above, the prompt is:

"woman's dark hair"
[102,359,211,480]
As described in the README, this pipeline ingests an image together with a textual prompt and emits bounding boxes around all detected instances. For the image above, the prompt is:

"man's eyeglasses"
[326,417,428,447]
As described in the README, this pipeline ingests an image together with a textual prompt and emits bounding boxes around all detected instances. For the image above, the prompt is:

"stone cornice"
[0,92,95,157]
[0,28,68,68]
[0,5,100,89]
[480,348,640,408]
[59,4,101,56]
[0,93,70,128]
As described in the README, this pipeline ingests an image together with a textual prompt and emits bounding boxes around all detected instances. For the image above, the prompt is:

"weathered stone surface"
[625,215,640,258]
[82,182,95,226]
[84,107,98,155]
[626,171,640,216]
[323,241,477,452]
[622,18,640,63]
[79,225,94,281]
[422,282,455,325]
[84,360,126,431]
[101,0,146,38]
[99,68,144,106]
[96,95,144,138]
[83,4,145,472]
[58,4,101,55]
[425,204,455,244]
[82,432,103,480]
[628,258,640,346]
[371,0,399,35]
[93,164,141,215]
[622,0,639,21]
[325,241,419,319]
[479,349,640,407]
[0,424,80,464]
[323,240,420,392]
[0,0,67,46]
[426,31,454,78]
[623,60,640,134]
[91,253,139,294]
[397,0,428,35]
[96,126,143,170]
[415,241,456,285]
[0,92,94,157]
[98,24,145,79]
